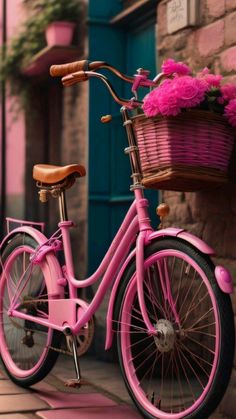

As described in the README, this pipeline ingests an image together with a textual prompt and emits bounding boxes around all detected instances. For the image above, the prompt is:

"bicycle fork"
[136,231,180,338]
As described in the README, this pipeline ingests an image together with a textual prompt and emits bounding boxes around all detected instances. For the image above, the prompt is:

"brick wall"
[60,2,88,278]
[61,82,88,278]
[157,1,236,416]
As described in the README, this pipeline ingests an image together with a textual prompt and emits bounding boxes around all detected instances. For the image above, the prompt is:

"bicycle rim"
[118,249,221,418]
[0,244,54,378]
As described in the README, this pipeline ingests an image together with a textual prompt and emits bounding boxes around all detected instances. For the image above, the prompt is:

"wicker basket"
[132,110,235,191]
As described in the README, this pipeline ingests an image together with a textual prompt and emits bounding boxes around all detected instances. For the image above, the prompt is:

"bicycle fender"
[150,230,233,293]
[105,227,215,350]
[147,228,215,255]
[0,226,48,250]
[0,226,64,298]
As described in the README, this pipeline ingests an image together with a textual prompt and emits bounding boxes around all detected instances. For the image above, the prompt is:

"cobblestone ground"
[0,354,232,418]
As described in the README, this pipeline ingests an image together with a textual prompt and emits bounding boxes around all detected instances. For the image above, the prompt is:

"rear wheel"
[116,239,234,418]
[0,234,62,387]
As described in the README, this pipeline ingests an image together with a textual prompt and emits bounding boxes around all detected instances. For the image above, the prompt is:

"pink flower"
[198,67,210,76]
[173,76,208,108]
[197,67,222,88]
[205,74,222,88]
[224,99,236,127]
[158,86,181,116]
[143,89,160,117]
[221,83,236,101]
[143,79,181,117]
[161,58,191,76]
[143,59,230,118]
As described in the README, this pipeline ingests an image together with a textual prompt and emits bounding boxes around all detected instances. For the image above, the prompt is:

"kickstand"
[64,334,83,388]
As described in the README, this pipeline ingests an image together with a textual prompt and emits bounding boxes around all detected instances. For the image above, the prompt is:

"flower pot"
[45,21,76,46]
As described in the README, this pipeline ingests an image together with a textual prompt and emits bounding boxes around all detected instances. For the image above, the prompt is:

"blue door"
[88,1,158,274]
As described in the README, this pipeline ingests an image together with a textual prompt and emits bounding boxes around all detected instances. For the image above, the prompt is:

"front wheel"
[116,238,235,419]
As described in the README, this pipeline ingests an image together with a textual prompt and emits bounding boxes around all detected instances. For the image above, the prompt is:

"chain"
[49,345,73,356]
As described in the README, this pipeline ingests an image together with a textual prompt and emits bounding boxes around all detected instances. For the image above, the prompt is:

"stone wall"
[157,1,236,416]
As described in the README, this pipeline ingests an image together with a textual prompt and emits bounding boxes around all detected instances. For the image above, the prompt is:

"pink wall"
[0,0,26,207]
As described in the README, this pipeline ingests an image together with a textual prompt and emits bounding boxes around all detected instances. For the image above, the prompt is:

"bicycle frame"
[2,182,226,345]
[2,188,154,333]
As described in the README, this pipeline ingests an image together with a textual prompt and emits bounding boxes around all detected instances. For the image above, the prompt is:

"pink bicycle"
[0,60,235,419]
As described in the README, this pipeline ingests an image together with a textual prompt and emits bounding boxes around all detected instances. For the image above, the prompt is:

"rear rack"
[6,217,45,234]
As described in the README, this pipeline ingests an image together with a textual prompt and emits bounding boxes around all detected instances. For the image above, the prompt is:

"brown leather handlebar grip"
[62,71,89,86]
[50,60,106,77]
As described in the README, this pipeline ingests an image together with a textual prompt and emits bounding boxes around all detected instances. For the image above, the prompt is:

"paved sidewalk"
[0,354,231,418]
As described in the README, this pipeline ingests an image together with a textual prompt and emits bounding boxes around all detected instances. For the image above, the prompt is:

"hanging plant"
[0,0,83,104]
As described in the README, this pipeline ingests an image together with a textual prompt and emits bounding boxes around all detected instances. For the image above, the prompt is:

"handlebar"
[50,60,106,77]
[50,59,163,108]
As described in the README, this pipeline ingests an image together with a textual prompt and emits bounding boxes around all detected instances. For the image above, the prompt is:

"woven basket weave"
[132,110,235,191]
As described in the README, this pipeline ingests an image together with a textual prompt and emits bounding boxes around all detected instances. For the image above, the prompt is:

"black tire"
[0,234,62,387]
[115,238,235,419]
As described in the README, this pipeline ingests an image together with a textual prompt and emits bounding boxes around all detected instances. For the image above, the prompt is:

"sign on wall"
[167,0,200,34]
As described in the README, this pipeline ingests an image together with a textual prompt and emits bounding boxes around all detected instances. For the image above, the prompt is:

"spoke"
[175,345,196,403]
[115,329,148,334]
[174,259,185,308]
[128,334,153,349]
[11,265,34,308]
[156,261,169,318]
[160,351,164,406]
[113,319,148,333]
[163,258,175,321]
[176,344,205,390]
[181,290,211,325]
[129,309,146,325]
[134,346,159,375]
[132,339,155,362]
[173,350,186,412]
[186,335,215,355]
[186,329,216,338]
[171,351,174,413]
[145,268,161,321]
[177,341,212,377]
[177,340,214,368]
[163,258,180,324]
[145,351,163,396]
[184,322,216,333]
[178,270,199,317]
[144,290,166,320]
[77,336,83,345]
[187,308,214,330]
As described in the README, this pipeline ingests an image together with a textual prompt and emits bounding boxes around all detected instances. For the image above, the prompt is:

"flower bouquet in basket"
[133,58,236,191]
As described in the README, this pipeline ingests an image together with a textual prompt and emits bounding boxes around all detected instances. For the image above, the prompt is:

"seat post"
[58,190,68,221]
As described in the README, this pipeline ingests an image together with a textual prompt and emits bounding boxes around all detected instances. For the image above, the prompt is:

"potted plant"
[0,0,82,102]
[132,58,236,191]
[34,0,82,46]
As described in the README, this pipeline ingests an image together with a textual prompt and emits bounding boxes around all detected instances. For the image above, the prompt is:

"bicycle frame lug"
[57,277,67,286]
